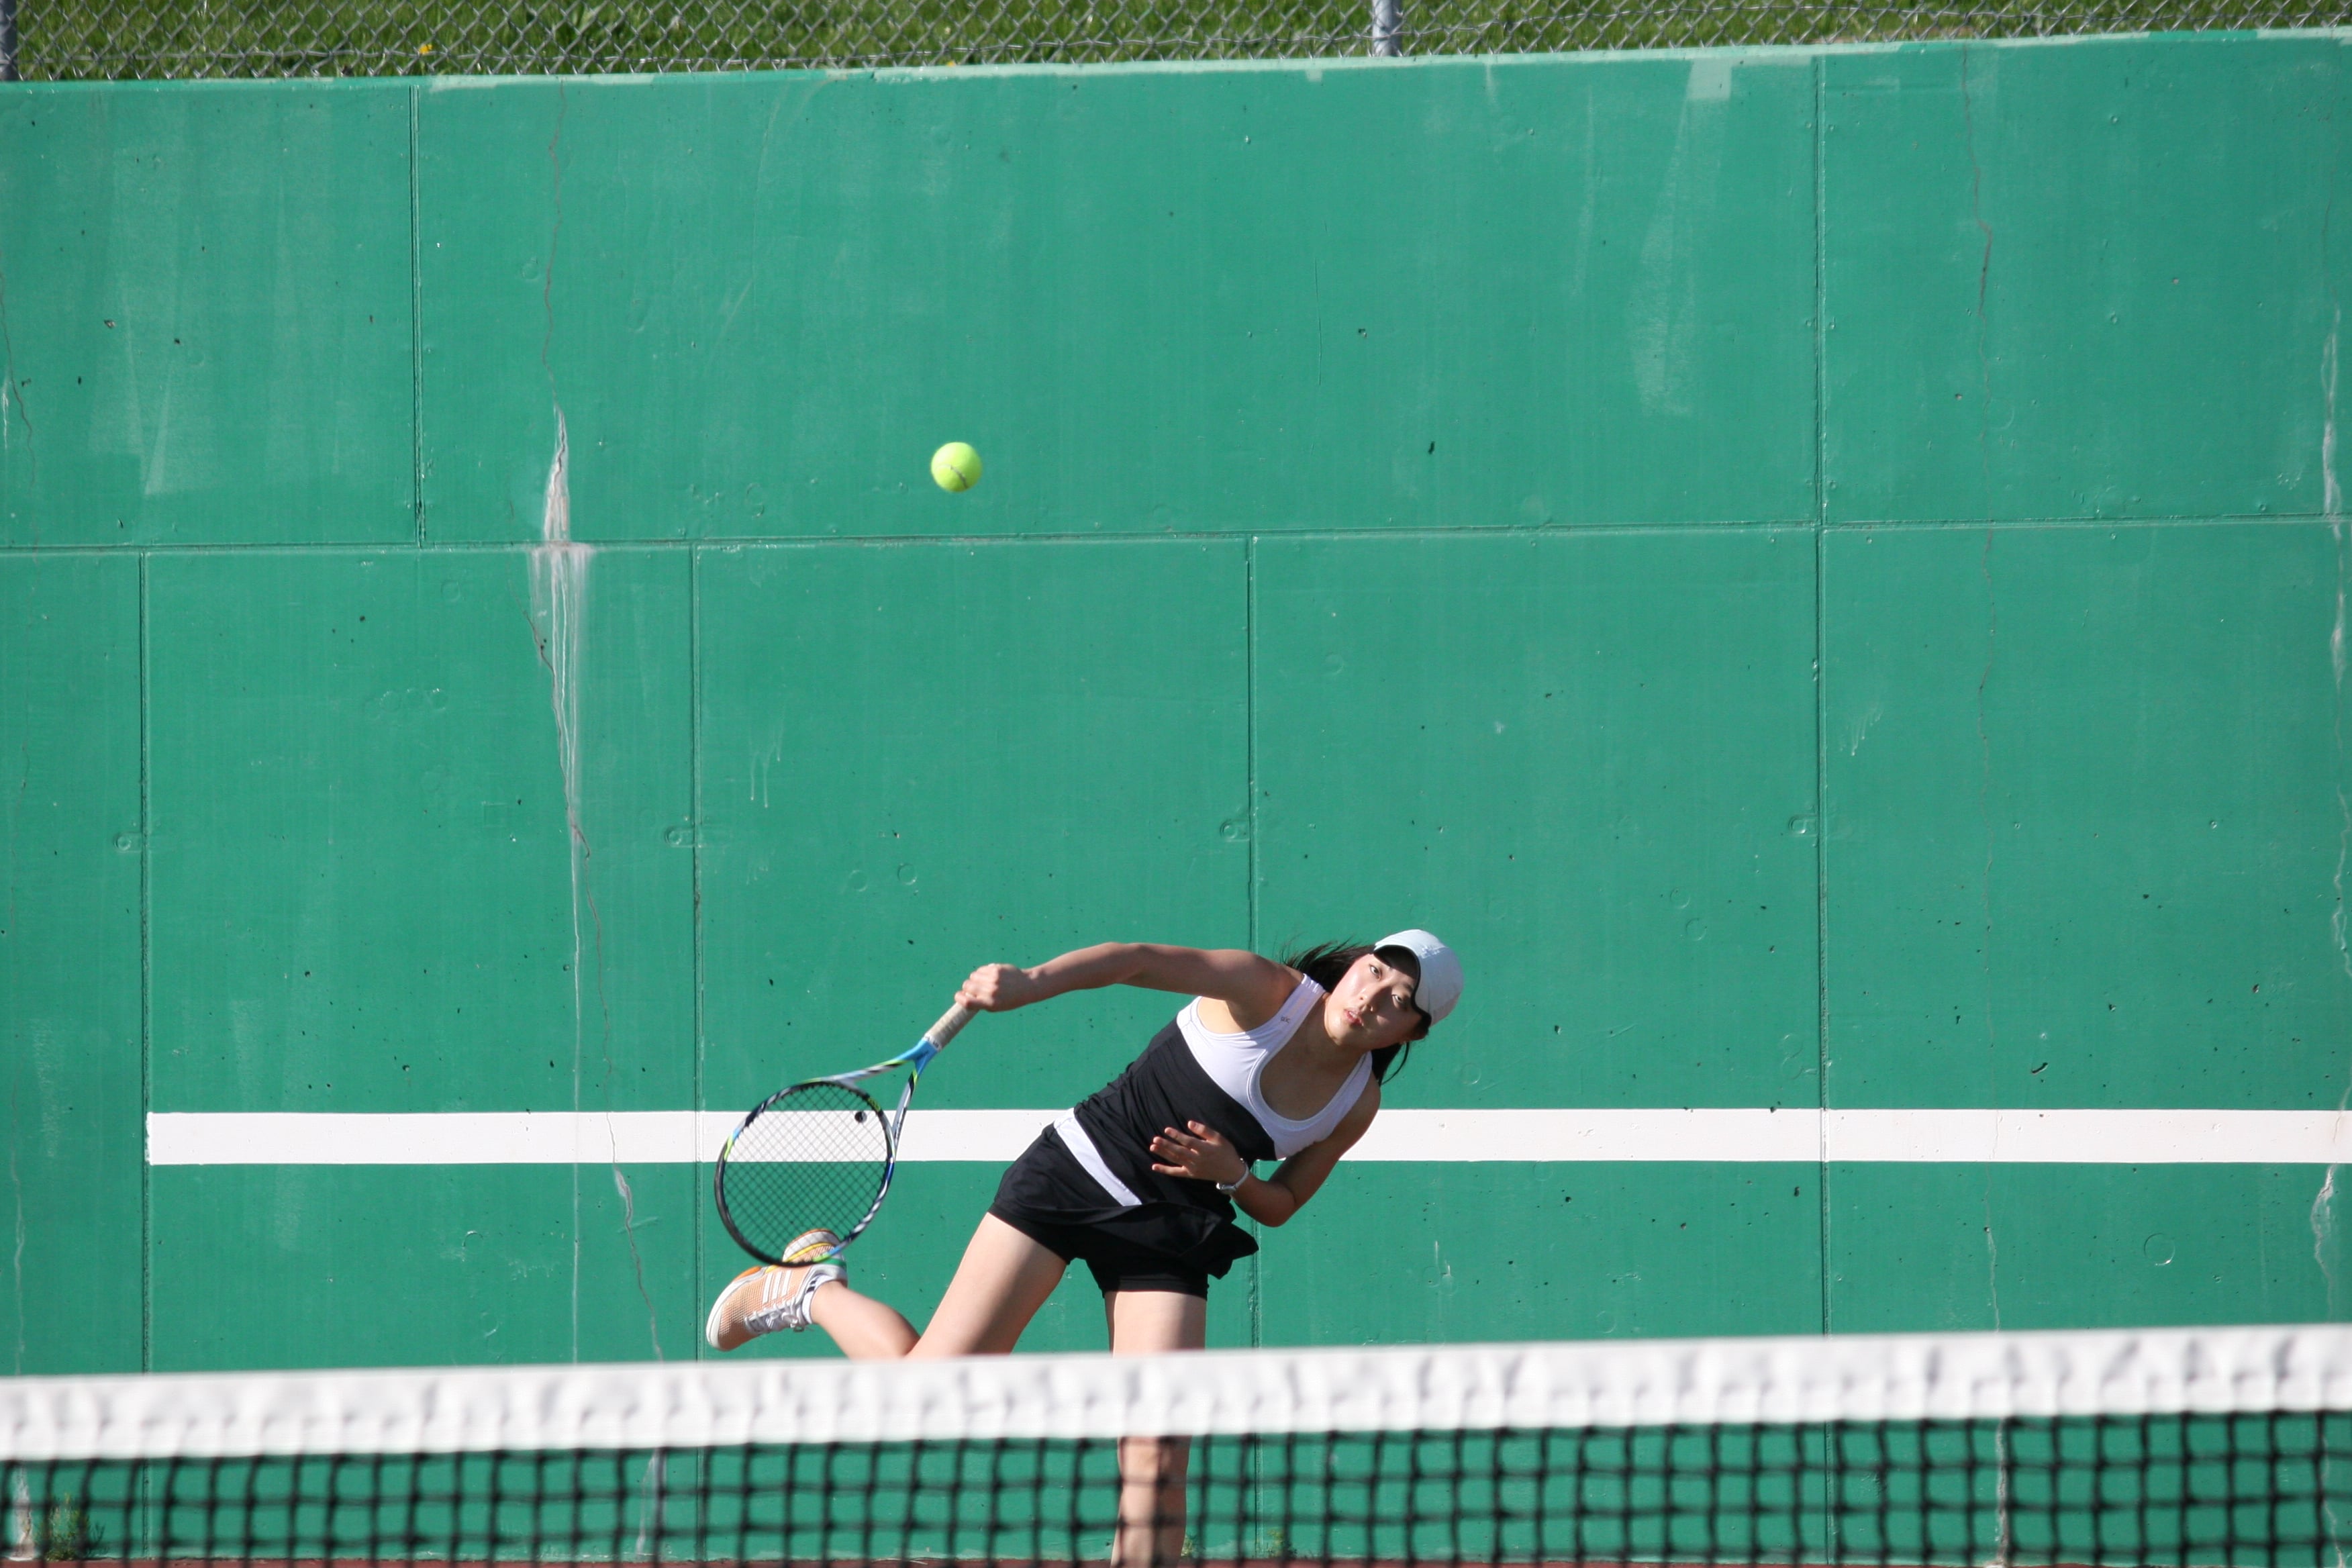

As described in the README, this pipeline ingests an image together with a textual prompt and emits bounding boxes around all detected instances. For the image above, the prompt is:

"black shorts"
[987,1206,1212,1299]
[987,1125,1228,1298]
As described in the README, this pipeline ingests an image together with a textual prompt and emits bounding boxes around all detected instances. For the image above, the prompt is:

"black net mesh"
[6,0,2346,81]
[5,1412,2349,1565]
[714,1082,893,1263]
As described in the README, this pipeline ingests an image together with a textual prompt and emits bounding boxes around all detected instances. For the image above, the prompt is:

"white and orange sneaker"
[703,1230,845,1352]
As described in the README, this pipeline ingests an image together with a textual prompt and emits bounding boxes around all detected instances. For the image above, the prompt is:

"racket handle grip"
[924,1000,977,1050]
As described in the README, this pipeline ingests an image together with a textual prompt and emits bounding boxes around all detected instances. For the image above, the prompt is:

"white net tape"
[8,1324,2352,1460]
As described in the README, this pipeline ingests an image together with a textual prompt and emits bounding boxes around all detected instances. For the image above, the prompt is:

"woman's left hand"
[1149,1120,1248,1187]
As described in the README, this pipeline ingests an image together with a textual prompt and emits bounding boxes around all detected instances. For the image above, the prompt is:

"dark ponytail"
[1279,940,1429,1084]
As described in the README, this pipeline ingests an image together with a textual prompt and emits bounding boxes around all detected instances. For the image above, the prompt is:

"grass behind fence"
[9,0,2350,85]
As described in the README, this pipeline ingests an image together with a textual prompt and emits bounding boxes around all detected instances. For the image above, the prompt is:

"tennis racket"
[713,999,977,1265]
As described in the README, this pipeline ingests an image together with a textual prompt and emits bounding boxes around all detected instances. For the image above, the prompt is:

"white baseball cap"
[1375,929,1463,1026]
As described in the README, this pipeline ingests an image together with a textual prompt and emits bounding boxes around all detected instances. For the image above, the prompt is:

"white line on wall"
[144,1108,2352,1167]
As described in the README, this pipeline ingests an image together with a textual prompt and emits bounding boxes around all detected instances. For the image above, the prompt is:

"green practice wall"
[5,34,2352,1373]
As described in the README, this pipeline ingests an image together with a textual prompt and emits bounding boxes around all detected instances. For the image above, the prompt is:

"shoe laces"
[742,1259,842,1334]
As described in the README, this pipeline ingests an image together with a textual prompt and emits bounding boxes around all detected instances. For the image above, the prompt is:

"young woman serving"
[703,929,1461,1360]
[703,931,1460,1565]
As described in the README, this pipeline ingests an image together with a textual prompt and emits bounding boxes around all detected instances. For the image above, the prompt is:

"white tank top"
[1175,975,1373,1158]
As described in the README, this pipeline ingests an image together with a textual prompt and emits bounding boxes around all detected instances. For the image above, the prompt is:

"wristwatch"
[1214,1171,1247,1194]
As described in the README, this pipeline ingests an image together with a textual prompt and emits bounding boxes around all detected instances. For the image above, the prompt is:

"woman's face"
[1324,952,1424,1052]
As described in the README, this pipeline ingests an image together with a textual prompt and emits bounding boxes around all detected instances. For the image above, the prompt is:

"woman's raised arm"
[957,943,1297,1026]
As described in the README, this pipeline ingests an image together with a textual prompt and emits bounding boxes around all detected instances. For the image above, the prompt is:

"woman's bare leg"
[799,1280,920,1359]
[810,1214,1068,1359]
[1104,1289,1208,1568]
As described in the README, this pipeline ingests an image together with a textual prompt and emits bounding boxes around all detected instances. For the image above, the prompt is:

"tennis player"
[704,931,1459,1559]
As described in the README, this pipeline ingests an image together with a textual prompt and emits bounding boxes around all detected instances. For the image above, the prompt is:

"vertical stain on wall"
[528,92,666,1354]
[7,1081,22,1376]
[6,716,24,1374]
[530,411,663,1362]
[0,232,33,493]
[524,81,664,1362]
[532,405,593,1359]
[2314,304,2348,1312]
[1627,62,1728,419]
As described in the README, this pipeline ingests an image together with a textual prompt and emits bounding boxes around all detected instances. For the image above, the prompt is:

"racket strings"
[721,1083,895,1259]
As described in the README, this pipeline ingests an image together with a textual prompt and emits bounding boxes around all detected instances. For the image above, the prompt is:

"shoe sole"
[705,1265,771,1352]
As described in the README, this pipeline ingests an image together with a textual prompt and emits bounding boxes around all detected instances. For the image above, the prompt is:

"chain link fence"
[3,0,2346,85]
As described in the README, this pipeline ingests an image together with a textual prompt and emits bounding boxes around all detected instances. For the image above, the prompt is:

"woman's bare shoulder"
[1193,959,1308,1032]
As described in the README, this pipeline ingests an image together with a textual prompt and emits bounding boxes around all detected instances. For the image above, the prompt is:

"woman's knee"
[1118,1434,1191,1481]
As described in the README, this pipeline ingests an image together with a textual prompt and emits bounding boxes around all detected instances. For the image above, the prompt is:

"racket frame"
[713,1000,975,1265]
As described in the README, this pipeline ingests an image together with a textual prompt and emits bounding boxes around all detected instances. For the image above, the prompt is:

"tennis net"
[4,1325,2349,1566]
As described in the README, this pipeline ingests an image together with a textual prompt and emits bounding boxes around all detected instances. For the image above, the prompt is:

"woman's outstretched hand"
[1149,1120,1248,1187]
[957,963,1048,1012]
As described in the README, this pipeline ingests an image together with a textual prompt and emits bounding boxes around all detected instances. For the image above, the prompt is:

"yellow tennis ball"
[931,441,982,493]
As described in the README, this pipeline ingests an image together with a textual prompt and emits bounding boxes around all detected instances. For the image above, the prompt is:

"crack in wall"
[1960,42,2004,1338]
